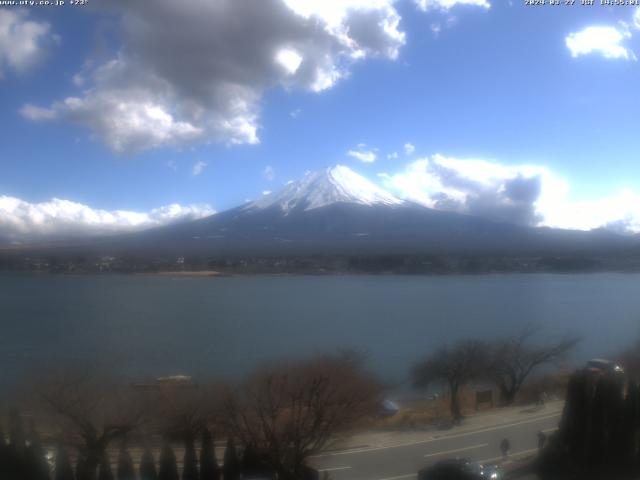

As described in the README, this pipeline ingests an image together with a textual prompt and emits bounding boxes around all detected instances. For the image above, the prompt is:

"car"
[418,458,502,480]
[585,358,624,375]
[380,398,401,416]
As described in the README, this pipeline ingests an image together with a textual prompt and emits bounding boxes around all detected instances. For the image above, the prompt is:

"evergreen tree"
[117,446,136,480]
[0,424,8,479]
[561,370,591,463]
[241,444,261,477]
[139,448,157,480]
[98,451,114,480]
[588,377,608,469]
[606,374,626,469]
[182,437,198,480]
[300,464,320,480]
[7,408,27,478]
[222,438,240,480]
[8,408,25,451]
[199,429,220,480]
[76,452,91,480]
[24,420,51,480]
[158,443,178,480]
[624,381,639,468]
[54,446,75,480]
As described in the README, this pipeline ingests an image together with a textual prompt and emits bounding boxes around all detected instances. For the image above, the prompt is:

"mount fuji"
[3,165,636,265]
[63,165,632,258]
[247,165,403,213]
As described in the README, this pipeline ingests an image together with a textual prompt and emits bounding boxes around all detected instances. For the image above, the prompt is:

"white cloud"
[72,73,84,87]
[262,190,272,196]
[276,48,303,75]
[429,16,459,37]
[0,196,215,244]
[565,26,635,61]
[290,108,302,118]
[24,82,205,154]
[541,189,640,234]
[263,165,276,181]
[634,9,640,30]
[19,104,56,121]
[414,0,490,11]
[404,142,415,155]
[348,146,377,163]
[0,10,54,77]
[192,160,207,176]
[380,154,640,233]
[381,155,558,226]
[22,0,406,153]
[387,152,399,159]
[166,160,178,171]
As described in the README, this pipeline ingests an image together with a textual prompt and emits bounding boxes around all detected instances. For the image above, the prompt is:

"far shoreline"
[146,270,231,277]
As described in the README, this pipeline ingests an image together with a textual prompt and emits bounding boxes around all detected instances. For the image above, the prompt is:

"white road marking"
[372,447,540,480]
[479,447,539,464]
[318,466,352,472]
[376,474,416,480]
[424,443,488,458]
[311,411,561,458]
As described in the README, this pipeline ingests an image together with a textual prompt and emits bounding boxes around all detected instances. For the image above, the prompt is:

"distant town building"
[131,374,197,389]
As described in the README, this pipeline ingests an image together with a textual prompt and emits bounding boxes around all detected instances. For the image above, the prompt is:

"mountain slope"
[246,165,403,213]
[2,165,638,260]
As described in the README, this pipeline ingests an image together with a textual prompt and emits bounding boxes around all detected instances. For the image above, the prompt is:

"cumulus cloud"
[634,9,640,30]
[380,155,557,226]
[263,165,276,181]
[166,160,178,171]
[0,196,215,244]
[414,0,491,11]
[387,152,399,159]
[404,142,416,155]
[565,26,636,61]
[348,145,377,163]
[380,154,640,233]
[22,0,406,153]
[542,189,640,234]
[0,9,55,77]
[192,160,207,176]
[19,104,56,121]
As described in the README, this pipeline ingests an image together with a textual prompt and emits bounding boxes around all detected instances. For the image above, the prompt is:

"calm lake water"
[1,272,639,390]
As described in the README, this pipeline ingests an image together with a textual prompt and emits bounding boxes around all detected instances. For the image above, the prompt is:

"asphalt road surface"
[311,404,562,480]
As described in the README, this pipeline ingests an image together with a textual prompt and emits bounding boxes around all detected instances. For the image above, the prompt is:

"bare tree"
[139,380,225,444]
[487,325,579,405]
[412,340,488,421]
[224,353,382,480]
[36,367,146,480]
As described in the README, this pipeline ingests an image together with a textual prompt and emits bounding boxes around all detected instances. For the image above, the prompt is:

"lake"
[1,272,639,391]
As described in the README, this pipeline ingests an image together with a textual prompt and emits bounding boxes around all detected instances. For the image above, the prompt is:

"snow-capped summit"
[247,165,403,213]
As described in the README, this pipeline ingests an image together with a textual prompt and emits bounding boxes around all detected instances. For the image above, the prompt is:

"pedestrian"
[500,438,510,459]
[537,430,547,451]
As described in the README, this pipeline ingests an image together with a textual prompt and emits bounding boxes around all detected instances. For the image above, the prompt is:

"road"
[310,402,563,480]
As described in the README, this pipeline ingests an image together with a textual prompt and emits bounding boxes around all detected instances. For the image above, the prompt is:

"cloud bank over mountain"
[380,155,640,234]
[0,196,214,244]
[5,156,640,244]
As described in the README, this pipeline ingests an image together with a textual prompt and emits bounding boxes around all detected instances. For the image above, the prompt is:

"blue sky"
[1,0,640,241]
